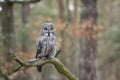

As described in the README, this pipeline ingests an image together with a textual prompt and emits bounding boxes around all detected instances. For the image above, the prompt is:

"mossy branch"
[10,51,79,80]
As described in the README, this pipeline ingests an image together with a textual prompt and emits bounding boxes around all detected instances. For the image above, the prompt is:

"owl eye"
[50,27,53,30]
[44,27,47,30]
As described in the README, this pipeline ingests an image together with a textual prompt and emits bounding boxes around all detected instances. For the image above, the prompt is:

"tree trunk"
[22,3,29,24]
[42,64,55,80]
[79,0,99,80]
[1,2,16,60]
[73,0,78,26]
[57,0,64,22]
[20,3,30,80]
[21,3,30,52]
[66,0,71,21]
[69,0,78,75]
[57,0,67,79]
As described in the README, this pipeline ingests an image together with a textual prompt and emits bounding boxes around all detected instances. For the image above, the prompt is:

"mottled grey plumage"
[36,23,56,72]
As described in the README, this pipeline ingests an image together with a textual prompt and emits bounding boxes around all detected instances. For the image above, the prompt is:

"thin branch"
[0,67,13,80]
[55,49,61,57]
[0,69,9,80]
[10,52,79,80]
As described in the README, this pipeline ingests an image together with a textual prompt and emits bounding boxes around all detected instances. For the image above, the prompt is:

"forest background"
[0,0,120,80]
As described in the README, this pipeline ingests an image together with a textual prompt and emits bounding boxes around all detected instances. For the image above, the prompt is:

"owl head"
[41,23,56,36]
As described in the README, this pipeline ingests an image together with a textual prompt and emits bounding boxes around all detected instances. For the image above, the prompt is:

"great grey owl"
[36,23,56,72]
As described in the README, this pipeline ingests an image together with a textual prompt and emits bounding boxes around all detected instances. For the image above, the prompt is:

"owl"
[36,23,56,72]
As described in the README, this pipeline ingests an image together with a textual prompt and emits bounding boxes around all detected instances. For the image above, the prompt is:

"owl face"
[41,23,55,36]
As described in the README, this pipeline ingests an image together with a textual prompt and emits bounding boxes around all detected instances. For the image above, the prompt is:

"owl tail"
[37,65,43,72]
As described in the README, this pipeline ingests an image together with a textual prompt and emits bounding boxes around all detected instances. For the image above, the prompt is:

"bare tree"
[1,2,16,60]
[0,0,41,80]
[0,0,41,60]
[57,0,64,22]
[66,0,71,21]
[21,3,30,52]
[73,0,78,26]
[79,0,99,80]
[70,0,78,74]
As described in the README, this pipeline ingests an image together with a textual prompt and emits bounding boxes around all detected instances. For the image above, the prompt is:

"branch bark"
[10,52,79,80]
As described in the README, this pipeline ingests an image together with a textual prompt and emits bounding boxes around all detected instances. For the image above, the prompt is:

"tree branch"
[10,51,79,80]
[0,68,10,80]
[0,66,13,80]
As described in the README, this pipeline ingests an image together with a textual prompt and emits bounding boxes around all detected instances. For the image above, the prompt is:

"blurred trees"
[97,0,120,80]
[0,0,120,80]
[1,2,16,60]
[66,0,71,21]
[0,0,41,80]
[20,3,30,80]
[79,0,98,80]
[21,3,30,52]
[0,0,41,59]
[57,0,64,22]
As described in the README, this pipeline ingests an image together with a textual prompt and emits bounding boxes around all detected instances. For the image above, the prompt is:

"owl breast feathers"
[36,35,56,59]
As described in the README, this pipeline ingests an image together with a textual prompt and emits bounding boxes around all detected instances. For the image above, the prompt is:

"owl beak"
[48,30,50,36]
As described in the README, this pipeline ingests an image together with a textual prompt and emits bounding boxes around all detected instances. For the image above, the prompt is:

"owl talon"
[41,57,47,60]
[43,57,46,60]
[41,57,44,60]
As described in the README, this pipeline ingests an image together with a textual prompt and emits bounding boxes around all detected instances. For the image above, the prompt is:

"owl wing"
[47,46,56,58]
[36,39,42,58]
[36,40,43,72]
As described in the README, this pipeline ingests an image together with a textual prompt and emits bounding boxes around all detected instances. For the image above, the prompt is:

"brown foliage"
[16,51,35,60]
[73,19,105,40]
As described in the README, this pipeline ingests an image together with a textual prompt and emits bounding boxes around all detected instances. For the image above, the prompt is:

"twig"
[0,67,12,80]
[55,49,61,57]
